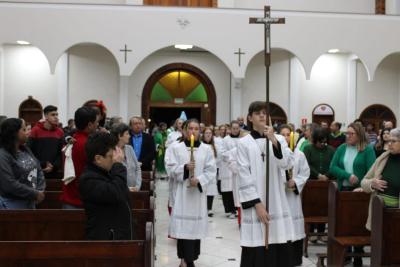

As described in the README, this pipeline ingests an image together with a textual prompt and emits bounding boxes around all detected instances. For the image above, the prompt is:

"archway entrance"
[142,63,216,126]
[359,104,397,130]
[19,96,43,127]
[269,103,287,125]
[312,104,335,126]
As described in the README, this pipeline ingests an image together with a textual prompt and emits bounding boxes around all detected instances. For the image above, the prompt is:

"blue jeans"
[0,196,35,209]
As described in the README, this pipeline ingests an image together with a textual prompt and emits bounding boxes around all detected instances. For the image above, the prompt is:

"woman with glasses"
[362,128,400,229]
[329,122,376,267]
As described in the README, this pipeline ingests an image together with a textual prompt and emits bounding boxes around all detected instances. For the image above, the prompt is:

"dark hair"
[230,120,240,127]
[85,132,118,162]
[332,121,342,130]
[312,127,328,144]
[375,128,391,150]
[0,118,23,157]
[279,124,292,133]
[74,107,97,131]
[247,101,268,131]
[43,105,57,115]
[183,118,200,130]
[110,123,130,139]
[67,119,74,125]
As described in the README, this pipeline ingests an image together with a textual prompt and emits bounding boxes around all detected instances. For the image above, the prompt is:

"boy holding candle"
[166,119,217,267]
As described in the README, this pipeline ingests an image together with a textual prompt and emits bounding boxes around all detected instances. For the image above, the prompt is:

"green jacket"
[329,143,376,191]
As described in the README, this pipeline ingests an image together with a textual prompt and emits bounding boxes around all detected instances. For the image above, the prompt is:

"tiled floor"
[154,179,369,267]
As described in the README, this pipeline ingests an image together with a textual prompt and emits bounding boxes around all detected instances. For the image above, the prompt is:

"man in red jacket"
[60,107,98,209]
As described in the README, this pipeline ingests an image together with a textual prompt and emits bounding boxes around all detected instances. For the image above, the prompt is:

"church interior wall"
[356,54,400,120]
[67,44,120,120]
[2,44,58,118]
[128,50,231,124]
[242,49,290,119]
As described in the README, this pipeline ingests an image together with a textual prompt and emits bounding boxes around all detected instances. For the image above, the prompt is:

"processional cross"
[249,6,285,249]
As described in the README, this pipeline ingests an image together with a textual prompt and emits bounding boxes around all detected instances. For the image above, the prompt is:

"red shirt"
[60,130,89,207]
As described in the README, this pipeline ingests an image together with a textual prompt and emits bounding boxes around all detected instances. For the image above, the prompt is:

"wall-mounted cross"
[234,48,245,67]
[120,44,132,64]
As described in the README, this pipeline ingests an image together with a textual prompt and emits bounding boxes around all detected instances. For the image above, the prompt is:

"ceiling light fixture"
[16,40,30,45]
[174,44,193,50]
[328,49,340,54]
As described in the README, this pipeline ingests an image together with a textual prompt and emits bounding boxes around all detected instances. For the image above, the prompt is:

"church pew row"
[0,209,154,241]
[326,182,371,267]
[0,222,154,267]
[142,171,154,181]
[37,191,154,210]
[45,179,155,195]
[301,180,330,257]
[371,196,400,267]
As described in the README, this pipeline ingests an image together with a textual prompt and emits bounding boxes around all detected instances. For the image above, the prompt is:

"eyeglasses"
[346,132,356,136]
[388,139,400,144]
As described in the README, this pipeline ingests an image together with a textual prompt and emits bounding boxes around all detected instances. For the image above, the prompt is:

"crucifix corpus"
[120,44,132,64]
[249,6,285,249]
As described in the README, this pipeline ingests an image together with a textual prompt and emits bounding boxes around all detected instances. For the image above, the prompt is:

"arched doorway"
[269,103,287,125]
[19,96,43,126]
[359,104,397,130]
[312,104,335,126]
[142,63,216,126]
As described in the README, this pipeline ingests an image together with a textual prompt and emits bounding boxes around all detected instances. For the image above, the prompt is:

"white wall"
[356,54,400,118]
[128,50,231,124]
[298,54,349,124]
[2,44,57,118]
[68,44,119,119]
[242,49,290,118]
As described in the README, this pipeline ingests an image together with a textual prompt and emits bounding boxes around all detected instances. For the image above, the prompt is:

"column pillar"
[119,75,130,122]
[347,55,358,126]
[230,76,243,121]
[289,56,301,128]
[55,53,69,125]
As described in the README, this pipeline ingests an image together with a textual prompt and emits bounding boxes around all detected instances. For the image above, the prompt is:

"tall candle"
[290,131,295,151]
[190,134,195,148]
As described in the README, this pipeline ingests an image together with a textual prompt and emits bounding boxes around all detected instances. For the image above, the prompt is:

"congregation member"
[329,122,376,266]
[0,118,45,209]
[61,107,99,209]
[361,128,400,230]
[79,132,133,240]
[154,122,168,179]
[237,101,293,267]
[111,123,142,191]
[28,105,64,178]
[129,116,156,172]
[297,123,313,152]
[166,119,216,267]
[279,124,310,266]
[328,121,346,149]
[166,118,184,148]
[374,128,391,157]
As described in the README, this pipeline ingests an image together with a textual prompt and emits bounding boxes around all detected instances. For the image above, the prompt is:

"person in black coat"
[79,132,133,240]
[129,116,156,172]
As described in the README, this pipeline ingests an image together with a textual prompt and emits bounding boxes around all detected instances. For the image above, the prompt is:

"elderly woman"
[111,123,142,191]
[362,128,400,229]
[0,118,46,209]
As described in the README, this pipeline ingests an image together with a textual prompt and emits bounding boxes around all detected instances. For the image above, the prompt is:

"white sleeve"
[272,134,292,170]
[197,146,217,188]
[237,140,260,204]
[164,145,186,183]
[294,152,310,193]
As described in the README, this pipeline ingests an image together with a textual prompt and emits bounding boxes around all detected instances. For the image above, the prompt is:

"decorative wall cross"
[234,48,245,67]
[120,44,132,64]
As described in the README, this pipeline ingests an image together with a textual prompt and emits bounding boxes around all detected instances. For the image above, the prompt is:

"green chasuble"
[154,131,168,176]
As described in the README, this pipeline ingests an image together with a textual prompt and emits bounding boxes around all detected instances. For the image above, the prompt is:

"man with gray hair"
[129,116,155,172]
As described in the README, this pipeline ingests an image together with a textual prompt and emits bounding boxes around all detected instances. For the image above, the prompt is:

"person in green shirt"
[154,122,168,179]
[329,122,376,267]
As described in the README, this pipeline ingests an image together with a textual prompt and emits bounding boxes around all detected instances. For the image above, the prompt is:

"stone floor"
[153,179,370,267]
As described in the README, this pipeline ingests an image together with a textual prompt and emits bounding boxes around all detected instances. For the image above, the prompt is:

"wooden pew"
[45,179,154,195]
[142,171,154,180]
[0,209,153,241]
[301,180,330,257]
[37,191,154,210]
[327,182,370,267]
[0,222,154,267]
[371,196,400,267]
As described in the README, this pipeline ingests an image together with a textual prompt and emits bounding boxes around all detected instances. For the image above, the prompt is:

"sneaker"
[208,211,214,217]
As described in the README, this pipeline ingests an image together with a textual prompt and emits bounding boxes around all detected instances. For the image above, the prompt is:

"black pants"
[221,191,235,213]
[240,243,294,267]
[292,239,303,266]
[217,179,222,195]
[207,196,214,211]
[177,239,200,264]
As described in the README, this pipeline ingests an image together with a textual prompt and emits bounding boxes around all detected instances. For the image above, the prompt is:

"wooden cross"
[249,6,285,249]
[234,48,245,67]
[119,44,132,64]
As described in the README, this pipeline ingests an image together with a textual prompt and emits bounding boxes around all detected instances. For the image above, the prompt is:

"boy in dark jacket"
[79,132,133,240]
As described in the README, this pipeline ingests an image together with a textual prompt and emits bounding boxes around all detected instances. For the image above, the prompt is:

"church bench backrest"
[37,191,153,210]
[371,196,400,267]
[0,209,153,241]
[45,179,154,194]
[0,222,154,267]
[142,171,153,180]
[328,182,370,238]
[302,180,329,218]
